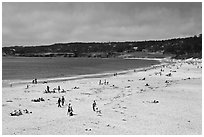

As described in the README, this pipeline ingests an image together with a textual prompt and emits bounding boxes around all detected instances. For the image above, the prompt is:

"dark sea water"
[2,57,159,83]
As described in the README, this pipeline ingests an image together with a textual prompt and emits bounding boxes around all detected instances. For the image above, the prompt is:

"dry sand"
[2,59,202,135]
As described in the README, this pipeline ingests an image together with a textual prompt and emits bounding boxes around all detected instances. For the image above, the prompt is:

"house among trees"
[142,49,149,52]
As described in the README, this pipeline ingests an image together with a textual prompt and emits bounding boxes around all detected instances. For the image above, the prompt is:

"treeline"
[2,34,202,59]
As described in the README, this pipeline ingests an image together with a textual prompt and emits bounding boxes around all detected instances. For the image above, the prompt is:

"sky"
[2,2,202,47]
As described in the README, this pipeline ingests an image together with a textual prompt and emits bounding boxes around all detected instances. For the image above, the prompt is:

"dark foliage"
[2,34,202,59]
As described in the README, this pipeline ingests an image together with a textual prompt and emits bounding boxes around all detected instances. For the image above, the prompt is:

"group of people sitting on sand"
[99,79,109,85]
[31,97,45,102]
[45,85,66,93]
[10,109,31,116]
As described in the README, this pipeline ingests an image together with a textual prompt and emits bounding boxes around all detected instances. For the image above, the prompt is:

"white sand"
[2,59,202,135]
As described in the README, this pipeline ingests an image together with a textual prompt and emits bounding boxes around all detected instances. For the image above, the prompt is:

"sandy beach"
[2,58,202,135]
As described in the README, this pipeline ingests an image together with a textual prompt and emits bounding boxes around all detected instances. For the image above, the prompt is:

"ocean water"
[2,57,159,84]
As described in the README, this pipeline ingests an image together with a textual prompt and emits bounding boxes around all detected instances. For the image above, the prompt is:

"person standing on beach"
[93,100,97,111]
[62,96,65,106]
[58,98,61,107]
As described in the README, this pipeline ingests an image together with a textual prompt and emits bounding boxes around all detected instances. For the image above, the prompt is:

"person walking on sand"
[67,103,73,116]
[34,78,37,84]
[62,96,65,106]
[93,100,97,111]
[58,98,61,107]
[47,86,50,93]
[58,86,61,92]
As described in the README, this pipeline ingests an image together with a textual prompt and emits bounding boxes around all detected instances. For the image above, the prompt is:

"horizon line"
[3,33,201,48]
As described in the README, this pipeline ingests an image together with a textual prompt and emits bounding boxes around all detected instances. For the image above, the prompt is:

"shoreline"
[3,57,166,88]
[124,57,164,61]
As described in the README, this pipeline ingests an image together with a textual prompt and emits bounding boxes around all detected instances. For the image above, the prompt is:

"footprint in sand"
[125,86,131,88]
[127,93,132,96]
[91,121,100,125]
[2,104,7,107]
[138,89,145,93]
[106,124,110,127]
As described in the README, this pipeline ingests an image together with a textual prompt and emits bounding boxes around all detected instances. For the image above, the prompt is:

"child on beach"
[93,100,97,111]
[67,103,73,116]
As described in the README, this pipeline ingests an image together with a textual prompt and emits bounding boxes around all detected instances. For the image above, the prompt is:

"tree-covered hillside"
[2,34,202,59]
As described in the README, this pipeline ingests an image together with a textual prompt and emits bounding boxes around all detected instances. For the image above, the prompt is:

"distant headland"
[2,34,202,59]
